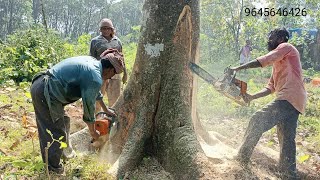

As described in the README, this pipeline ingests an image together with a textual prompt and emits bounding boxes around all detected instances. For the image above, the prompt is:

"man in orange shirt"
[231,28,307,179]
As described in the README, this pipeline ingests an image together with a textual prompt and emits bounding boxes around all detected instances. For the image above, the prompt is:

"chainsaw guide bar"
[189,62,249,106]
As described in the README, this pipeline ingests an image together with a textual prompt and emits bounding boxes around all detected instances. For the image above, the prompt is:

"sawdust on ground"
[3,97,318,179]
[64,103,320,180]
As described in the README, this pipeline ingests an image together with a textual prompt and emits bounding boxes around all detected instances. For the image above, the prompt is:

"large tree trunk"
[108,0,215,179]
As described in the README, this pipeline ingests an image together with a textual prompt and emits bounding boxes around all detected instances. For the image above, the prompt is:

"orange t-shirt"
[257,43,307,113]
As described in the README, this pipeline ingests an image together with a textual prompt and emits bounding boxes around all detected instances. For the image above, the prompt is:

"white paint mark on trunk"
[144,43,164,58]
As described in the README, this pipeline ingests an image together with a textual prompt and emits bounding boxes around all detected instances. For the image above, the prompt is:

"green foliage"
[123,42,138,76]
[303,68,320,77]
[46,129,67,150]
[62,34,92,57]
[299,85,320,141]
[66,156,112,180]
[304,85,320,117]
[1,156,44,177]
[289,30,316,69]
[122,26,141,44]
[0,27,93,84]
[0,119,44,177]
[297,154,311,164]
[0,26,66,83]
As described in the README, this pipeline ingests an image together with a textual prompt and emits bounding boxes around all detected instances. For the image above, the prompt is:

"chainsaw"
[94,109,118,139]
[90,109,119,148]
[189,62,249,106]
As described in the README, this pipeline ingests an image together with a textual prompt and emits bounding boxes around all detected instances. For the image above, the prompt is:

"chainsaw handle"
[224,66,236,76]
[95,107,116,118]
[95,111,108,117]
[242,93,252,106]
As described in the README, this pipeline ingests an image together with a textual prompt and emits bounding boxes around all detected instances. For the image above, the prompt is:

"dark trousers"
[237,100,299,178]
[30,75,70,173]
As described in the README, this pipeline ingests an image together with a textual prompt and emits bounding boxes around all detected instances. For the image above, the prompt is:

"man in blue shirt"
[30,51,124,174]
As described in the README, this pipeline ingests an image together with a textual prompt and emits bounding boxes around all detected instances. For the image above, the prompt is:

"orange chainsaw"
[189,62,249,106]
[94,109,118,137]
[90,110,118,148]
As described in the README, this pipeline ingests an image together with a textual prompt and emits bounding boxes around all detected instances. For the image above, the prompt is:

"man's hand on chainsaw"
[243,93,255,103]
[106,107,117,117]
[97,99,117,117]
[86,122,100,141]
[230,66,241,72]
[90,130,100,141]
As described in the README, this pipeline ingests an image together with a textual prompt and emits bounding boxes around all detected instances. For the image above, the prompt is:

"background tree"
[32,0,40,23]
[0,0,32,39]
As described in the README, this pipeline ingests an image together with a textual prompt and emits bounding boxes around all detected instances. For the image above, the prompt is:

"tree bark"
[0,0,6,38]
[40,0,48,32]
[32,0,40,24]
[108,0,215,179]
[85,7,93,33]
[7,0,13,34]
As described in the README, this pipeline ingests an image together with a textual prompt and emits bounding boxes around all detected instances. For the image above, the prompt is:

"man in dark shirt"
[90,18,128,109]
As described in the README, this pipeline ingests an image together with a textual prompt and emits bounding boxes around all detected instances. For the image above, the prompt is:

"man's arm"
[120,48,128,84]
[232,59,262,72]
[96,99,117,116]
[118,41,128,84]
[122,63,128,84]
[81,82,102,140]
[245,88,271,102]
[85,122,99,140]
[89,40,97,58]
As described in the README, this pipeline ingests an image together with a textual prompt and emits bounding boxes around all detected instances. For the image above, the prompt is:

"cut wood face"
[173,5,192,62]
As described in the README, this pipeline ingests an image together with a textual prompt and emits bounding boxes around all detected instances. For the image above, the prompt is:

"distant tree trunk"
[54,11,58,30]
[235,0,244,56]
[316,29,320,69]
[0,1,6,38]
[7,0,13,34]
[85,7,93,33]
[225,0,244,58]
[40,0,48,32]
[109,0,214,179]
[64,4,70,35]
[32,0,40,23]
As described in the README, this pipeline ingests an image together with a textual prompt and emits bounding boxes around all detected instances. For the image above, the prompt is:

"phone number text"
[244,8,307,16]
